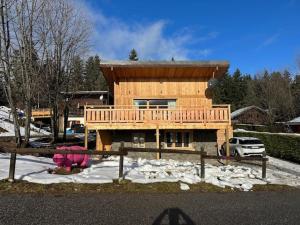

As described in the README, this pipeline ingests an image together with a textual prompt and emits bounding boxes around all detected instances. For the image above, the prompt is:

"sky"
[79,0,300,75]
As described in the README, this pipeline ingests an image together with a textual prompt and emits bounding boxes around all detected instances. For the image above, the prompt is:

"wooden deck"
[84,105,231,130]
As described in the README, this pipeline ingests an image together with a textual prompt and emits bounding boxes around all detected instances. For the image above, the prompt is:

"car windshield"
[239,139,262,145]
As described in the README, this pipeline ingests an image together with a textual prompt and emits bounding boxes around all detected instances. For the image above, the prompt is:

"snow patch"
[1,154,299,191]
[0,106,51,137]
[180,183,190,191]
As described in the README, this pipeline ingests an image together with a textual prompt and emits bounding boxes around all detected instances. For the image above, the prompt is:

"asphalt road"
[0,191,300,225]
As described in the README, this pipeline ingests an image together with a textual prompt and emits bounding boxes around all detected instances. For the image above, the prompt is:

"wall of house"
[114,77,212,107]
[233,108,269,125]
[110,129,217,155]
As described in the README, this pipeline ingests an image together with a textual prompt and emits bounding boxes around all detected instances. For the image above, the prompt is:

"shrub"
[234,131,300,163]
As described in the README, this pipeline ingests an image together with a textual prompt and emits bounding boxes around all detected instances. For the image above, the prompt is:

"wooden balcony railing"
[32,108,52,118]
[84,105,231,125]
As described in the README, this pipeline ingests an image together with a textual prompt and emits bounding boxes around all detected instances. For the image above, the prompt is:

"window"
[132,133,145,148]
[149,99,176,109]
[229,138,237,144]
[239,139,262,145]
[164,131,192,149]
[133,99,176,109]
[133,100,147,109]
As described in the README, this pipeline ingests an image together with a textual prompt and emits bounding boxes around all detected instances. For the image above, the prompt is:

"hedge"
[234,131,300,163]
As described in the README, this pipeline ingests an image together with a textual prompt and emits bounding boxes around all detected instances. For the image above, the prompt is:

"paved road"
[0,191,299,225]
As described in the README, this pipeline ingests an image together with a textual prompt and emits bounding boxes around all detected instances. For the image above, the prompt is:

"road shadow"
[152,207,195,225]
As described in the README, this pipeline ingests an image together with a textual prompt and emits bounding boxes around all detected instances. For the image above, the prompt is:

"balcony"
[32,108,52,118]
[84,105,231,130]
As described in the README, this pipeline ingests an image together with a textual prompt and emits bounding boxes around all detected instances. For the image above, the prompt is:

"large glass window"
[133,99,176,109]
[133,100,147,109]
[165,131,192,149]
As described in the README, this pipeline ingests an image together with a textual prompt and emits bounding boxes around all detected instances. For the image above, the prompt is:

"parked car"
[29,137,52,148]
[71,124,84,133]
[219,137,266,157]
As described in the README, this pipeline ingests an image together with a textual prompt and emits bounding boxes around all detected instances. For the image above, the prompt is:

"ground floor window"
[164,131,193,149]
[132,133,145,148]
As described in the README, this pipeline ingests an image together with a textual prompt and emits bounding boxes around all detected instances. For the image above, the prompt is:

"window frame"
[164,130,193,150]
[133,99,176,109]
[132,133,146,148]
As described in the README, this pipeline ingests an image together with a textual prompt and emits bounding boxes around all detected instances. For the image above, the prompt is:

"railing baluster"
[84,105,230,125]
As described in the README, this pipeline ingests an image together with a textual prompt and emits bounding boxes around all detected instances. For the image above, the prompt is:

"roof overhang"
[100,60,229,89]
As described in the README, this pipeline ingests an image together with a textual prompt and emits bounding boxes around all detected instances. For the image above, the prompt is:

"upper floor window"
[133,99,176,109]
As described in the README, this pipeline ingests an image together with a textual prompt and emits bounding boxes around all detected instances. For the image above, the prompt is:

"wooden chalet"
[84,60,232,156]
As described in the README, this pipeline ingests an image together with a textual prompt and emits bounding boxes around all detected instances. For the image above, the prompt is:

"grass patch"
[252,184,298,192]
[0,180,297,194]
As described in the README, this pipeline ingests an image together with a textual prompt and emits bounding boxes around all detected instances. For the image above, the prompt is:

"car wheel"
[234,149,240,157]
[218,147,225,156]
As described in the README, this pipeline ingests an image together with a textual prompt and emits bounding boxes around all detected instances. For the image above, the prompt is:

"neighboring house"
[84,60,232,155]
[286,117,300,133]
[32,91,109,132]
[231,106,269,125]
[58,91,109,132]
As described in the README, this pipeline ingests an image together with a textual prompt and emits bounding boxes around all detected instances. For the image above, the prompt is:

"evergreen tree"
[129,49,138,61]
[292,75,300,116]
[213,69,251,111]
[84,55,107,91]
[70,56,84,91]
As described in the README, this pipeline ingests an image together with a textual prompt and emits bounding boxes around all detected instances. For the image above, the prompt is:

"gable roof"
[231,106,268,119]
[100,60,229,89]
[286,117,300,125]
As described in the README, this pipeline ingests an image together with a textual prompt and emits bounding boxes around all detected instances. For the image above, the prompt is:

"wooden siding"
[114,77,211,107]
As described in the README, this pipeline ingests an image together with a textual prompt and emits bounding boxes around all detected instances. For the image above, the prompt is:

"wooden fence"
[1,145,268,183]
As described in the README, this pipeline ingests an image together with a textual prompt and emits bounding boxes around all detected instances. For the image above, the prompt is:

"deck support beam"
[156,127,161,160]
[96,130,101,151]
[225,126,230,164]
[84,126,88,149]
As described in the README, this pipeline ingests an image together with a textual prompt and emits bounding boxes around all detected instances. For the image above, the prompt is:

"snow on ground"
[234,129,300,137]
[268,156,300,175]
[0,154,299,191]
[0,106,50,137]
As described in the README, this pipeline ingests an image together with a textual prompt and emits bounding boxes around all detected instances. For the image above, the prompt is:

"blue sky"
[81,0,300,75]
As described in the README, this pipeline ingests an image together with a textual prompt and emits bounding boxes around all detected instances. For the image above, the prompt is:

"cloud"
[75,1,216,60]
[257,33,280,50]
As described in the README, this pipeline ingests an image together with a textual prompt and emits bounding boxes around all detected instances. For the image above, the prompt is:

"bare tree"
[0,0,22,146]
[38,0,90,142]
[250,71,295,123]
[12,0,46,146]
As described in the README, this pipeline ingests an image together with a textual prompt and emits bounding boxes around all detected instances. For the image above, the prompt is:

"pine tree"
[129,49,138,61]
[70,56,84,91]
[84,55,107,91]
[292,75,300,116]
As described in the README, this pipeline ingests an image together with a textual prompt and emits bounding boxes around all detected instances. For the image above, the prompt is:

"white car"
[219,137,266,157]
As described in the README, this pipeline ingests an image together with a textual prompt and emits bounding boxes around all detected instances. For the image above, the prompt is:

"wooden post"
[156,127,161,160]
[200,147,205,180]
[225,127,230,164]
[262,158,267,180]
[84,126,88,149]
[96,130,99,151]
[8,153,16,182]
[119,142,124,181]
